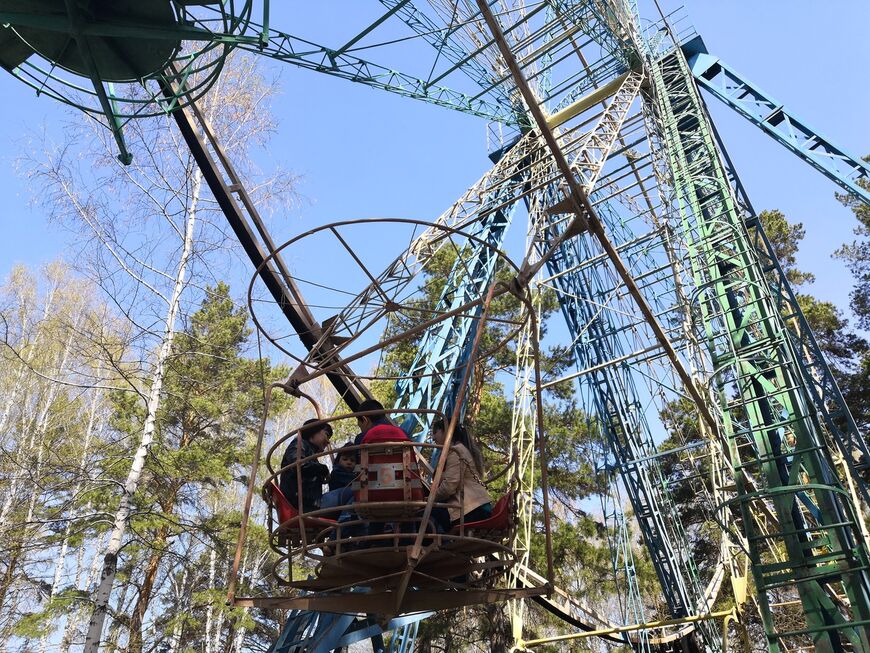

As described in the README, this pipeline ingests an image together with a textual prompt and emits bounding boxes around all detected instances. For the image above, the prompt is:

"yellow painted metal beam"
[518,608,736,648]
[544,71,631,130]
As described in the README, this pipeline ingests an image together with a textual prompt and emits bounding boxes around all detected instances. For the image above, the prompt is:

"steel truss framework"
[261,2,870,648]
[4,2,870,653]
[647,36,870,651]
[682,36,870,208]
[519,65,718,641]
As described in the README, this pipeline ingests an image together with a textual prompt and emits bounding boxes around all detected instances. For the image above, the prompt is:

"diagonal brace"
[474,0,718,434]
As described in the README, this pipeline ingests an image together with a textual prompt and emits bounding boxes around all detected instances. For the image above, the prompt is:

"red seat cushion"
[268,481,335,529]
[451,492,512,534]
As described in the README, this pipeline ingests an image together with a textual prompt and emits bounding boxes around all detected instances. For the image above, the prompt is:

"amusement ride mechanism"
[2,1,870,652]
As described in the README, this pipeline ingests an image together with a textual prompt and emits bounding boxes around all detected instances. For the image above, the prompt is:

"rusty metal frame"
[245,218,528,384]
[230,268,555,617]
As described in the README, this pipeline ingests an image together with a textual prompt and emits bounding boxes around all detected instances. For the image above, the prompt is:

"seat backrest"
[492,491,512,515]
[485,492,512,530]
[268,480,298,525]
[453,491,513,535]
[353,444,425,518]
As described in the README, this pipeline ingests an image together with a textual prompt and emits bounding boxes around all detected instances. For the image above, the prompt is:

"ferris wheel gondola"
[258,413,526,616]
[229,243,555,618]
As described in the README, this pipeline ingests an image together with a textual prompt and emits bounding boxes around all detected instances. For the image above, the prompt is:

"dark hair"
[358,398,385,415]
[431,420,484,475]
[300,418,332,441]
[357,399,384,413]
[334,441,358,464]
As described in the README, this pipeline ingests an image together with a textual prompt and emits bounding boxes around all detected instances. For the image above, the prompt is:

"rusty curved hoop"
[246,217,527,385]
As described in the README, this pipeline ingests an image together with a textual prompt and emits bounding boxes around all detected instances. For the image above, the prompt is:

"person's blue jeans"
[320,487,367,545]
[320,486,353,511]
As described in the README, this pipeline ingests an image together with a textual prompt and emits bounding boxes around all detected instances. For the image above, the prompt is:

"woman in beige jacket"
[431,421,492,532]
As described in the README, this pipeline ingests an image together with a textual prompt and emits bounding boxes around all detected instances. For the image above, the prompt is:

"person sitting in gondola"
[354,398,409,445]
[351,399,421,542]
[430,420,492,533]
[320,441,357,511]
[279,418,332,514]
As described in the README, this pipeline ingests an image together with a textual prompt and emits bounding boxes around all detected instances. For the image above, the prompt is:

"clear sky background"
[0,1,867,322]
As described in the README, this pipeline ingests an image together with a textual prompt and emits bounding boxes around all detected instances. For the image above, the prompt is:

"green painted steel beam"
[647,40,870,653]
[235,21,519,124]
[0,11,249,43]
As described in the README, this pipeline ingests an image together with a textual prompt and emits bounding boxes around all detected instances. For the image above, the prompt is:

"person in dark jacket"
[321,442,358,511]
[329,442,358,491]
[279,419,332,513]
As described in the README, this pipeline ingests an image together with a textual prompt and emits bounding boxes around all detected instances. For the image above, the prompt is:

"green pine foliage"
[0,267,297,652]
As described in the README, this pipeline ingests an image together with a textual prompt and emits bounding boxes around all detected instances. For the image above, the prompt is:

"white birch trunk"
[104,576,132,653]
[83,169,203,653]
[39,390,100,653]
[0,281,63,528]
[232,620,247,653]
[232,550,266,653]
[211,609,225,653]
[58,528,106,653]
[204,547,217,653]
[167,568,188,653]
[210,551,232,653]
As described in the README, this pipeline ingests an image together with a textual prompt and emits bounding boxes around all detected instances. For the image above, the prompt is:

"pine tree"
[834,158,870,434]
[120,283,286,653]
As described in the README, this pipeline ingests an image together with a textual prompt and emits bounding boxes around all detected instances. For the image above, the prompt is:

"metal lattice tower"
[646,33,870,651]
[2,2,870,652]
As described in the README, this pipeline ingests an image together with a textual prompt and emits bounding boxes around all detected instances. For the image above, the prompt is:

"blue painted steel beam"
[538,203,704,622]
[336,612,432,649]
[681,35,870,207]
[394,200,518,437]
[396,139,528,439]
[268,610,357,653]
[268,603,432,653]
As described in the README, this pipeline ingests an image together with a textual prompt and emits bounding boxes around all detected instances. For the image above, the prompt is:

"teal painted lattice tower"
[646,28,870,651]
[2,2,870,652]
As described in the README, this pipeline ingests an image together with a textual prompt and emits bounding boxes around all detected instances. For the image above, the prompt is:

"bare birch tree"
[0,263,123,649]
[22,52,295,653]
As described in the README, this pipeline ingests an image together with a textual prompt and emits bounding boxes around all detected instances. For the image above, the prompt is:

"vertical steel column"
[647,42,870,652]
[394,134,533,436]
[703,95,870,515]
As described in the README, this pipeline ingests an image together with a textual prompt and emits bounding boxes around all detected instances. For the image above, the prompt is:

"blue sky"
[673,1,870,313]
[0,1,867,322]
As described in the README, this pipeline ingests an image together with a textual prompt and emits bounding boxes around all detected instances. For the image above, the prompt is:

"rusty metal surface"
[233,586,549,615]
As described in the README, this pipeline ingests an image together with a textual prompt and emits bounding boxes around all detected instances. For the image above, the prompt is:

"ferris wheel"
[2,2,870,653]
